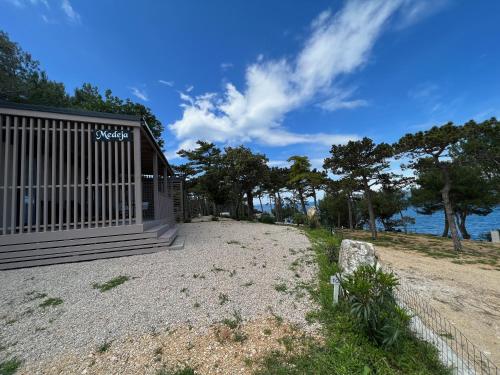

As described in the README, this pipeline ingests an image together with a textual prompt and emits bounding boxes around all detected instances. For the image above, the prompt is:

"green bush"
[324,237,340,264]
[342,265,410,347]
[259,213,276,224]
[293,213,306,225]
[307,216,321,229]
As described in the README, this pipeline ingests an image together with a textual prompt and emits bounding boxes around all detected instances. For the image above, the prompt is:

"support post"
[330,275,341,305]
[153,153,159,220]
[133,127,142,224]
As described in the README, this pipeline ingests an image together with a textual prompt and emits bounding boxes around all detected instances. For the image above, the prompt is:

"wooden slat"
[43,119,49,231]
[0,246,163,270]
[19,117,26,233]
[27,118,35,232]
[101,124,106,226]
[81,124,85,228]
[80,124,85,228]
[36,119,42,232]
[120,130,126,223]
[66,121,71,229]
[1,237,161,259]
[133,127,142,224]
[1,229,157,252]
[88,124,93,228]
[114,127,119,225]
[51,120,56,231]
[95,124,100,227]
[0,115,4,234]
[58,120,64,230]
[108,130,112,226]
[11,116,19,234]
[0,222,144,246]
[127,140,132,224]
[74,121,79,227]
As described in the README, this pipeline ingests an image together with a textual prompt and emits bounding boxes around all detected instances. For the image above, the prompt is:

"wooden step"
[157,226,178,246]
[0,245,170,270]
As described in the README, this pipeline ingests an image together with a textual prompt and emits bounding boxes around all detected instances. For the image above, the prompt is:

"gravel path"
[0,221,317,373]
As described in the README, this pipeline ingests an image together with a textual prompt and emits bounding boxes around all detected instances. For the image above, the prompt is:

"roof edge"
[0,100,142,122]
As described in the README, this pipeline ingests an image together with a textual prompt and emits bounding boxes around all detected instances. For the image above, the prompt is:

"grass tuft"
[97,341,111,353]
[39,297,63,308]
[92,276,130,292]
[0,358,22,375]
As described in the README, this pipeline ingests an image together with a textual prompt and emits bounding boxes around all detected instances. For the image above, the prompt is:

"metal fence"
[394,283,498,375]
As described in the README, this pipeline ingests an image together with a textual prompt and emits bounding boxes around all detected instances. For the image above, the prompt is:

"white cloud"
[319,87,369,111]
[159,80,174,87]
[6,0,49,8]
[220,62,234,70]
[61,0,81,23]
[130,87,149,102]
[170,0,403,151]
[185,85,194,93]
[396,0,450,29]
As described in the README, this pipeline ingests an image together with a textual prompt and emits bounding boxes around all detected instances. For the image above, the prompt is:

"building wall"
[0,114,139,235]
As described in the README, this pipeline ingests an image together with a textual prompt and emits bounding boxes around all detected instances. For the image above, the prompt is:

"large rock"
[306,206,318,219]
[338,239,378,276]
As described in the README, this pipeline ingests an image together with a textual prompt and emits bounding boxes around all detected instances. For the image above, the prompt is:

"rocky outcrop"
[338,239,378,276]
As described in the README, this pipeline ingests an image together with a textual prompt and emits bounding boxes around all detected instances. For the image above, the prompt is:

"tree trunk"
[298,188,307,215]
[246,190,254,217]
[312,188,318,209]
[347,194,354,230]
[457,211,470,239]
[440,166,462,251]
[442,213,449,237]
[258,195,264,213]
[363,178,377,240]
[276,192,283,222]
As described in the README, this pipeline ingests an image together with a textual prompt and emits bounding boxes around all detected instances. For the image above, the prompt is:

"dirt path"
[376,246,500,366]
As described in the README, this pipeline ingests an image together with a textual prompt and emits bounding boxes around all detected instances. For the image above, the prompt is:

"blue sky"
[1,0,500,169]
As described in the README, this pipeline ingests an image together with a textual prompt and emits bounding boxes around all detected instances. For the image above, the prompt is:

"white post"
[330,275,341,305]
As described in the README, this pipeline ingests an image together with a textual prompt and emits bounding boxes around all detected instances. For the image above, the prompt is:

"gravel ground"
[0,220,318,374]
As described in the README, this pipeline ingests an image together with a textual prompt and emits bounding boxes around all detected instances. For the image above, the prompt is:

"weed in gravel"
[218,293,229,305]
[243,357,253,367]
[5,319,17,325]
[154,347,163,355]
[92,275,130,292]
[0,358,22,375]
[271,312,284,325]
[227,240,241,245]
[229,270,237,277]
[211,265,226,273]
[97,341,111,353]
[180,287,189,295]
[233,331,248,343]
[25,291,47,301]
[263,328,272,336]
[222,310,242,329]
[156,367,197,375]
[274,283,288,293]
[39,297,63,308]
[241,281,254,287]
[193,302,200,308]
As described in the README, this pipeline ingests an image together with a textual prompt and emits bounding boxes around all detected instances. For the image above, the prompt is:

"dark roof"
[0,100,141,122]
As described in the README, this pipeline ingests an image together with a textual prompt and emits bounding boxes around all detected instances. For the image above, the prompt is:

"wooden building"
[0,102,178,270]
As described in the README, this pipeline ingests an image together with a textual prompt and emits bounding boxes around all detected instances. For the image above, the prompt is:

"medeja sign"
[92,129,132,142]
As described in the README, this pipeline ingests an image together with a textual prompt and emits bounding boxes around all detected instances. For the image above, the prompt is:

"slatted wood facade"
[0,102,178,269]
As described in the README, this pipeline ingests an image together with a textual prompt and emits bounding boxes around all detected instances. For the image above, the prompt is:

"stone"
[338,239,378,277]
[306,207,318,219]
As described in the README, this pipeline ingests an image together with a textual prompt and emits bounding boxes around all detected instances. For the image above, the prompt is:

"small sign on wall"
[92,129,132,142]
